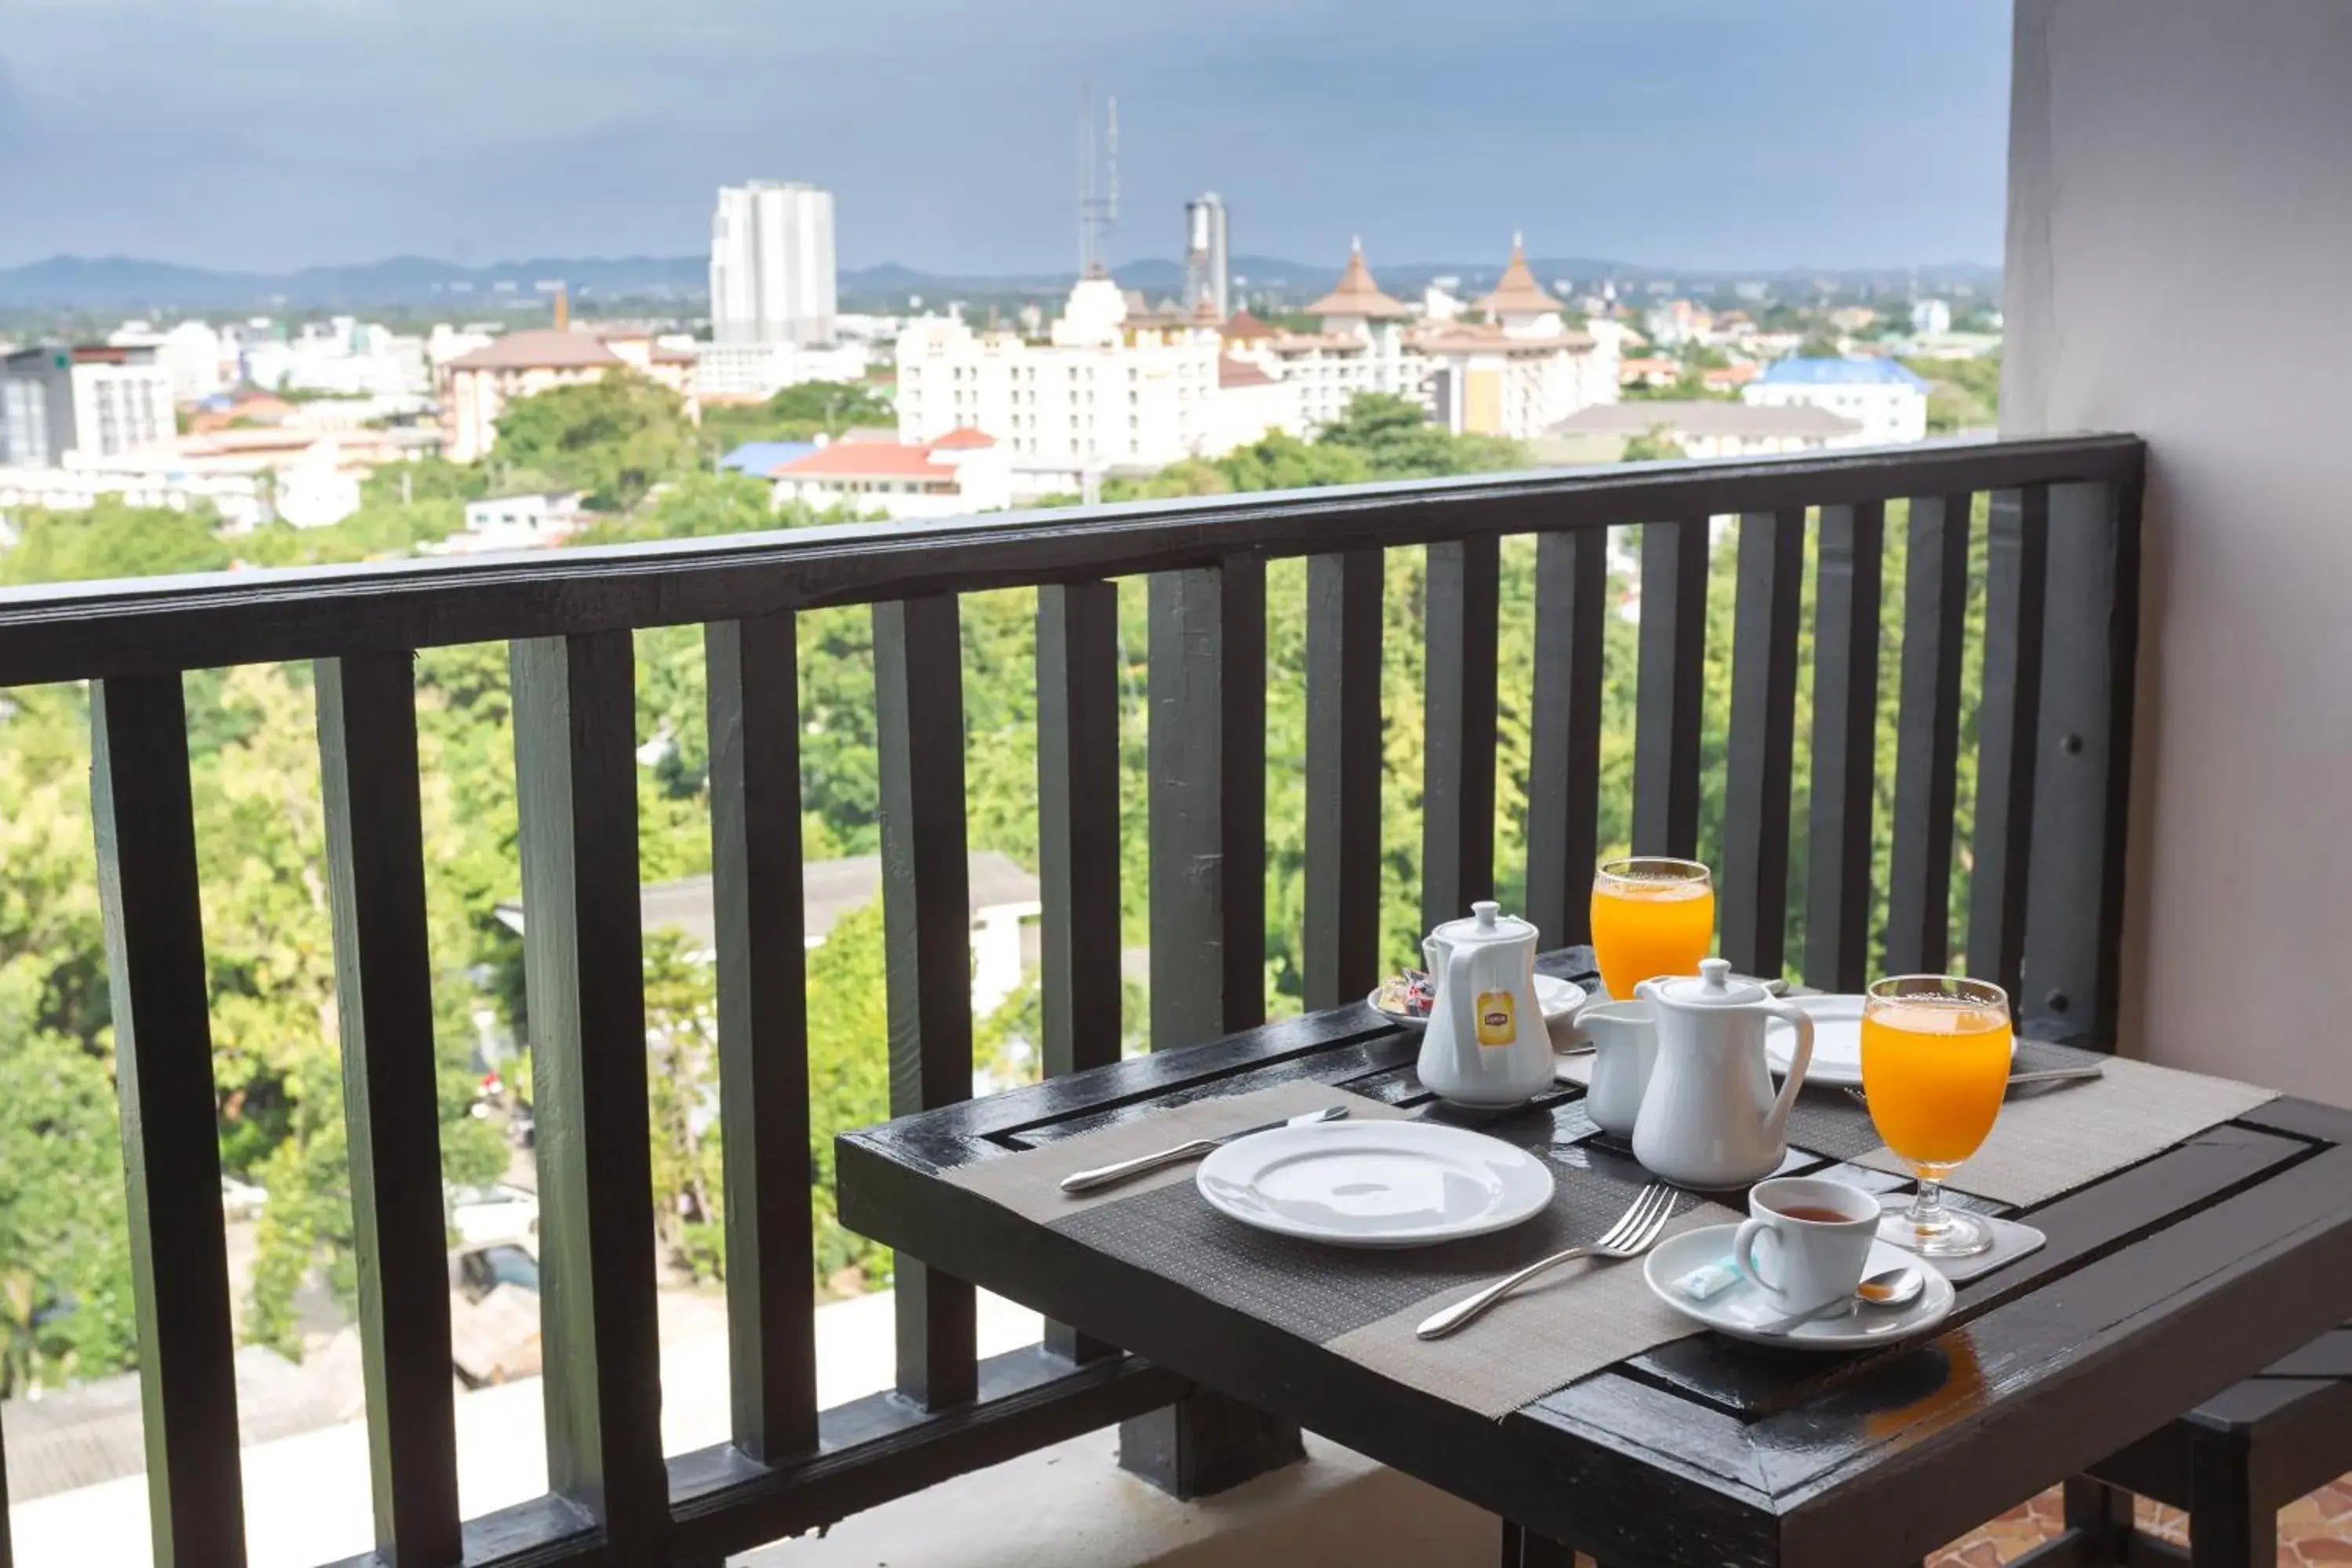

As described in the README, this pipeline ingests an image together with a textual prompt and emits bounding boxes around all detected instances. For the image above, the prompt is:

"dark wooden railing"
[0,434,2143,1567]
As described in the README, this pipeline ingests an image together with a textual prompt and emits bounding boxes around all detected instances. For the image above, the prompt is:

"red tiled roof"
[1220,308,1278,340]
[445,329,623,372]
[774,443,956,481]
[931,426,996,448]
[1218,356,1277,389]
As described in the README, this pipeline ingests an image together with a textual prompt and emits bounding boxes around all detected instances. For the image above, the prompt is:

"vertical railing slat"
[1719,509,1805,978]
[90,672,248,1568]
[316,653,462,1566]
[873,596,978,1411]
[510,632,666,1552]
[1036,580,1122,1365]
[2022,481,2137,1043]
[1886,494,1974,976]
[1803,501,1886,992]
[1968,487,2052,1000]
[1523,528,1609,948]
[706,614,818,1460]
[1632,518,1708,858]
[1136,557,1298,1497]
[1148,559,1266,1045]
[1303,550,1385,1010]
[1421,536,1500,932]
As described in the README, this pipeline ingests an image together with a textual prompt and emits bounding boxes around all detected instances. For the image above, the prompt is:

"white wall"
[2004,0,2352,1101]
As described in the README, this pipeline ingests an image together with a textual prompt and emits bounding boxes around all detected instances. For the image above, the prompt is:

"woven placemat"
[945,1080,1415,1218]
[947,1084,1734,1420]
[1855,1054,2276,1207]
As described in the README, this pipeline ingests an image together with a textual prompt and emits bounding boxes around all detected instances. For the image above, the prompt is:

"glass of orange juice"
[1859,975,2013,1257]
[1589,857,1715,1000]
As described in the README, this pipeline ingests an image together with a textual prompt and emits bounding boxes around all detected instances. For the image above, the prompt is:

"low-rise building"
[717,441,818,476]
[431,491,591,554]
[1544,401,1865,462]
[1741,356,1930,445]
[768,428,1011,519]
[1,345,176,466]
[694,338,873,402]
[438,328,698,463]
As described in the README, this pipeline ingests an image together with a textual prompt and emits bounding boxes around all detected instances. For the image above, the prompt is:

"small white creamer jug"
[1632,958,1814,1188]
[1417,902,1553,1109]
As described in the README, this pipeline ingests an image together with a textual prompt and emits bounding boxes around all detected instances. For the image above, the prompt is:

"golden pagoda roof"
[1474,238,1561,317]
[1305,242,1409,321]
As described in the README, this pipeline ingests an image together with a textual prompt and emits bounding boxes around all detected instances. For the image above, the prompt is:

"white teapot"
[1632,959,1814,1188]
[1417,902,1555,1109]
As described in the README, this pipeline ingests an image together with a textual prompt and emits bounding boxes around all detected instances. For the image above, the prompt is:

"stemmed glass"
[1588,856,1715,1001]
[1858,975,2013,1257]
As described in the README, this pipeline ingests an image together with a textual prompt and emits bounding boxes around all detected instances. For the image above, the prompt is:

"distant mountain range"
[0,252,2002,314]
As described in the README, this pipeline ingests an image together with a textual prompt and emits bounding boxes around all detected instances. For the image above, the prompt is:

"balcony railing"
[0,433,2143,1567]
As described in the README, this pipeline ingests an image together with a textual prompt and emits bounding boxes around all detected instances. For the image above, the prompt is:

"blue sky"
[0,1,2013,274]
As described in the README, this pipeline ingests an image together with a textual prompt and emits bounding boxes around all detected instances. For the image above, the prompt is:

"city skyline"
[0,1,2012,274]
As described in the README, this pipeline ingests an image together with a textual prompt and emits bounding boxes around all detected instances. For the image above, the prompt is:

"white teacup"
[1733,1177,1878,1314]
[1579,1001,1657,1138]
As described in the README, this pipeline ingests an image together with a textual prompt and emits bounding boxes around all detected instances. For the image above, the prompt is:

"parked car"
[445,1181,539,1247]
[452,1240,540,1305]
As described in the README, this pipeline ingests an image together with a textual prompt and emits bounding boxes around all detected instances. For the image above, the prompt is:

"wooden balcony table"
[838,950,2352,1568]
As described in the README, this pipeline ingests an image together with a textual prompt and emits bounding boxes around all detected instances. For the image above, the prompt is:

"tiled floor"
[1929,1477,2352,1566]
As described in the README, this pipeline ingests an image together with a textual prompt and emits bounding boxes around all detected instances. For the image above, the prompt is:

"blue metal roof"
[1756,357,1930,390]
[718,441,818,476]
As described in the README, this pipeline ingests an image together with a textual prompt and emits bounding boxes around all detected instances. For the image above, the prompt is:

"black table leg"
[2067,1474,2137,1564]
[1499,1518,1576,1566]
[1117,1388,1302,1500]
[2187,1431,2272,1568]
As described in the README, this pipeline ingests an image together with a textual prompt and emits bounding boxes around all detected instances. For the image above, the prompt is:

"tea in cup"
[1733,1177,1878,1314]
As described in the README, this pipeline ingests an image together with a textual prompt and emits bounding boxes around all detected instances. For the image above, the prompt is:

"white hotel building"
[895,275,1244,476]
[894,243,1617,484]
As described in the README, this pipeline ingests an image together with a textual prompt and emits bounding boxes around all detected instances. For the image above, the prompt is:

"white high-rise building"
[710,182,838,347]
[1183,194,1229,319]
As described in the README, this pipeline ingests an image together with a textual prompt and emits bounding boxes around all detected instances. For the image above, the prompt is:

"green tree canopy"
[700,379,896,453]
[492,372,700,510]
[1,499,233,585]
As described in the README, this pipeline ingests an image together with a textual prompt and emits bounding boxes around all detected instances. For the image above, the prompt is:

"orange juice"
[1859,1003,2012,1171]
[1589,879,1715,1000]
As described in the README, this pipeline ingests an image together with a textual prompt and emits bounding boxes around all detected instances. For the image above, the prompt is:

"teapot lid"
[1643,957,1766,1007]
[1431,900,1535,946]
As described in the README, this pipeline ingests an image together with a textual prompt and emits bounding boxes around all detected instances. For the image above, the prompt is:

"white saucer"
[1763,995,2018,1087]
[1642,1224,1955,1349]
[1369,973,1588,1033]
[1196,1120,1555,1248]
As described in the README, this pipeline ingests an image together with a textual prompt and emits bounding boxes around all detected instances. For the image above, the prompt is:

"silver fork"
[1414,1183,1678,1340]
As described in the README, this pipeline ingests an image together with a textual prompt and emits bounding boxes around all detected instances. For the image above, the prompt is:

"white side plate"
[1764,994,2021,1087]
[1642,1225,1955,1350]
[1196,1121,1555,1248]
[1369,972,1588,1033]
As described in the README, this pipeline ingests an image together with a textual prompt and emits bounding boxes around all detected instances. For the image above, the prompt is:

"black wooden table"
[837,955,2352,1568]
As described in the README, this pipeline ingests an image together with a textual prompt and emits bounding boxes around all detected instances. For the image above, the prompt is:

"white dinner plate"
[1762,994,2019,1088]
[1196,1120,1555,1248]
[1642,1224,1955,1351]
[1367,973,1588,1033]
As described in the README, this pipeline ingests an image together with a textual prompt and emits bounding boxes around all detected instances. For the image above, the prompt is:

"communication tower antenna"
[1078,85,1119,278]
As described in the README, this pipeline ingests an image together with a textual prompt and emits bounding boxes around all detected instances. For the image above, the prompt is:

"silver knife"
[1059,1105,1348,1194]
